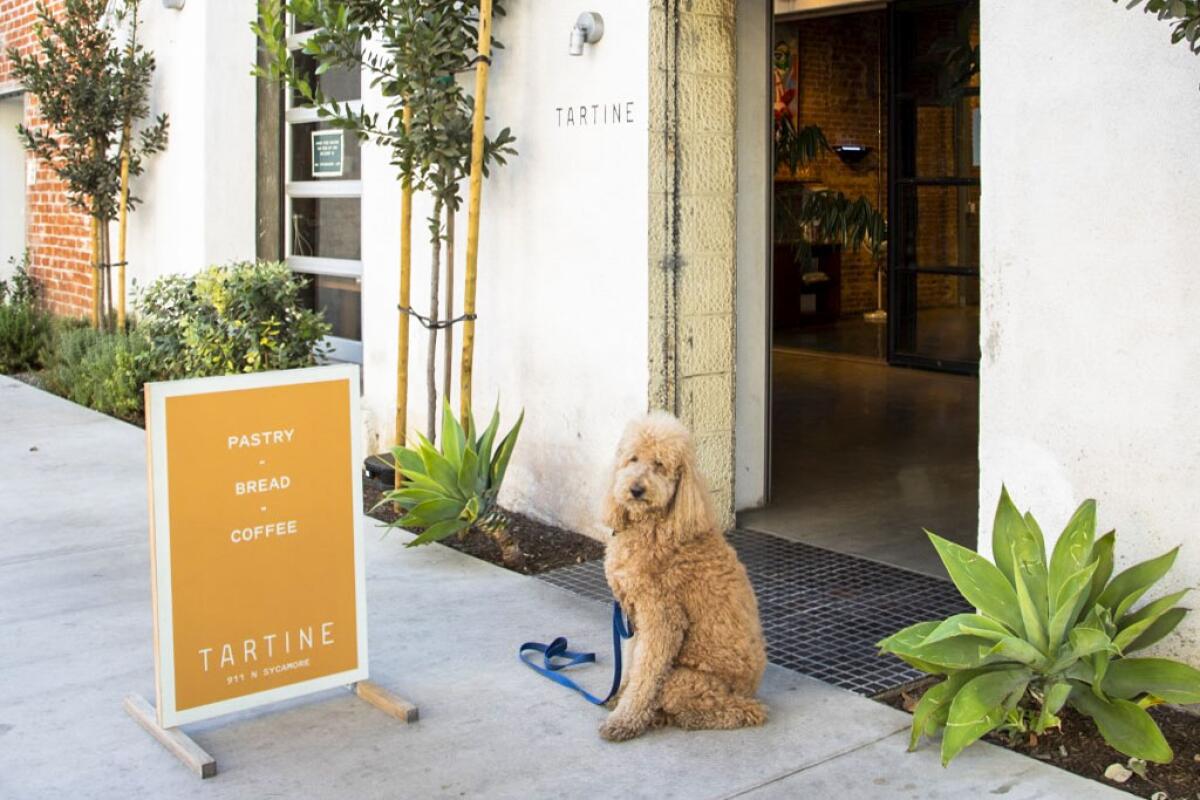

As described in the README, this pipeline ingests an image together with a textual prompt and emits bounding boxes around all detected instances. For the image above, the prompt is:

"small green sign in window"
[312,130,344,178]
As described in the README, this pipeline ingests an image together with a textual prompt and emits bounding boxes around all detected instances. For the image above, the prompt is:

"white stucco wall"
[361,3,651,536]
[121,0,257,288]
[87,1,644,538]
[980,1,1200,664]
[0,96,25,275]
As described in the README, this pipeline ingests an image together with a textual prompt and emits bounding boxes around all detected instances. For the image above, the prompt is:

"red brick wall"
[779,10,976,316]
[781,11,889,315]
[2,0,95,318]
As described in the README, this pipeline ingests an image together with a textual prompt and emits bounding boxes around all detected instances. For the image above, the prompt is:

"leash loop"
[518,601,632,706]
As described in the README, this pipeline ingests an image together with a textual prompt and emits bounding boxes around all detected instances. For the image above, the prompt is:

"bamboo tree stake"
[395,103,414,489]
[116,5,136,332]
[458,0,493,422]
[117,144,130,331]
[442,204,455,407]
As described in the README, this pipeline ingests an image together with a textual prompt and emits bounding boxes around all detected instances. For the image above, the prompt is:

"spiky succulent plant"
[382,402,522,547]
[879,487,1200,766]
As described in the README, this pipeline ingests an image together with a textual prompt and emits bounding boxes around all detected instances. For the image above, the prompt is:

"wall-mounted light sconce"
[162,0,185,9]
[832,145,871,166]
[569,12,604,56]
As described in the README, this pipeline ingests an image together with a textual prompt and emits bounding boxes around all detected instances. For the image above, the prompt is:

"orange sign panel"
[145,365,368,727]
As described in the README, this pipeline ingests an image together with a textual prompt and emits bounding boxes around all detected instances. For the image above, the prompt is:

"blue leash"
[518,602,633,705]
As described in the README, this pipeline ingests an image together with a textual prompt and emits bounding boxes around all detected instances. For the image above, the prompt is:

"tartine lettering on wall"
[556,101,636,128]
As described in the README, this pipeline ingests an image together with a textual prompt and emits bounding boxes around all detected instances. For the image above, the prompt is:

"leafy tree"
[7,0,168,331]
[254,0,516,443]
[1116,0,1200,55]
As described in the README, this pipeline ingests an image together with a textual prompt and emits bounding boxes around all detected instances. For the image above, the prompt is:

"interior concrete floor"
[738,351,979,578]
[774,317,889,361]
[774,306,981,364]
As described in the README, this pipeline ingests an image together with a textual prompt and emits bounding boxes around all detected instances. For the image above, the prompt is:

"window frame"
[284,23,364,363]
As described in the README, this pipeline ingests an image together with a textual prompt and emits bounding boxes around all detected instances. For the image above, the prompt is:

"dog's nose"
[630,484,645,499]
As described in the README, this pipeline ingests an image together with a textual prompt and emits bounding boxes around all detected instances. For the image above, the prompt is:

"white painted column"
[980,0,1200,664]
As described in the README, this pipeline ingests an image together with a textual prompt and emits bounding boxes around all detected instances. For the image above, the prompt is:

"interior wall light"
[569,12,604,56]
[162,0,185,9]
[832,145,871,167]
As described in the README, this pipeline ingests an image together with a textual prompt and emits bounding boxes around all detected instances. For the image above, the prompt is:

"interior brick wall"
[2,0,96,318]
[780,9,977,317]
[781,11,888,315]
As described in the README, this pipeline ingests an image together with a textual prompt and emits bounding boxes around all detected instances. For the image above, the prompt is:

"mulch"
[876,676,1200,799]
[362,475,605,575]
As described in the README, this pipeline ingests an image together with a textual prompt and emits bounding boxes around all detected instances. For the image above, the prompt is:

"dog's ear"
[666,452,716,539]
[601,490,628,531]
[601,466,629,532]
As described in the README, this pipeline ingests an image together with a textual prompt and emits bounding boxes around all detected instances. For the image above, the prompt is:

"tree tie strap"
[398,305,476,331]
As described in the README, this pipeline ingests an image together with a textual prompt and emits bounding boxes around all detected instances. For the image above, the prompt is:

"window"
[284,21,363,363]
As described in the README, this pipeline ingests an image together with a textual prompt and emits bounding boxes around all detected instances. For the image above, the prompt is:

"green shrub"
[135,260,330,380]
[0,305,52,374]
[0,255,52,374]
[383,402,524,547]
[0,252,40,307]
[41,322,102,397]
[42,324,152,422]
[878,487,1200,766]
[34,261,330,422]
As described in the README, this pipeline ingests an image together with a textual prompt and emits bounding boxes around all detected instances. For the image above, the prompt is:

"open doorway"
[739,0,980,578]
[0,94,26,274]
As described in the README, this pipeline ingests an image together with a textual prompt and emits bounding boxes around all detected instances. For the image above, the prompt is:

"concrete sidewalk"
[0,375,1127,799]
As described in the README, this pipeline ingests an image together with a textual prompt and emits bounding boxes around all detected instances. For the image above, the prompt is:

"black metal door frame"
[886,0,980,376]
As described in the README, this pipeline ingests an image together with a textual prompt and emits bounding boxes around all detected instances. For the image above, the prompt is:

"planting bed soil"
[363,475,605,575]
[876,676,1200,799]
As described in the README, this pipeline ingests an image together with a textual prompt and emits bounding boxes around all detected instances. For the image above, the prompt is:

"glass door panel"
[299,273,362,342]
[888,0,980,374]
[289,197,362,260]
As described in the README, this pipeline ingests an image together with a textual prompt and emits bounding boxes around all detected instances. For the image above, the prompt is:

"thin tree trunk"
[442,204,455,413]
[90,215,100,330]
[425,197,443,443]
[102,219,114,332]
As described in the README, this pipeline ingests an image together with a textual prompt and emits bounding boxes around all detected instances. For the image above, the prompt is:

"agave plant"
[878,487,1200,767]
[383,402,523,552]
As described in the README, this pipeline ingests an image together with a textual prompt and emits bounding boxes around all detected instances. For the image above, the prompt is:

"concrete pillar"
[648,0,740,526]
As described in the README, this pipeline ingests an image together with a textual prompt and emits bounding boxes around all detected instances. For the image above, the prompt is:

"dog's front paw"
[599,711,647,742]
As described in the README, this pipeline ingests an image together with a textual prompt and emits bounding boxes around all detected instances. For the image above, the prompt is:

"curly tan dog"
[598,412,767,742]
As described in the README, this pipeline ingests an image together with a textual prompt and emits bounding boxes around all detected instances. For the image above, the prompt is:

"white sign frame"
[311,129,345,178]
[145,364,368,728]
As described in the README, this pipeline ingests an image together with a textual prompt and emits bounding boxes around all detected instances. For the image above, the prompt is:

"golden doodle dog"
[599,411,767,742]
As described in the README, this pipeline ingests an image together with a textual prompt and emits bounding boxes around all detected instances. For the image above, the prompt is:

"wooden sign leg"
[123,694,217,779]
[354,681,419,723]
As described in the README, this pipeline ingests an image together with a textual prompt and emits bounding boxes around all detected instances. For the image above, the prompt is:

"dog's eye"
[653,459,664,470]
[629,456,638,464]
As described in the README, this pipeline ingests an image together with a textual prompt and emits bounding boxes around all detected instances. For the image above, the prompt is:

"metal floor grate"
[537,529,970,696]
